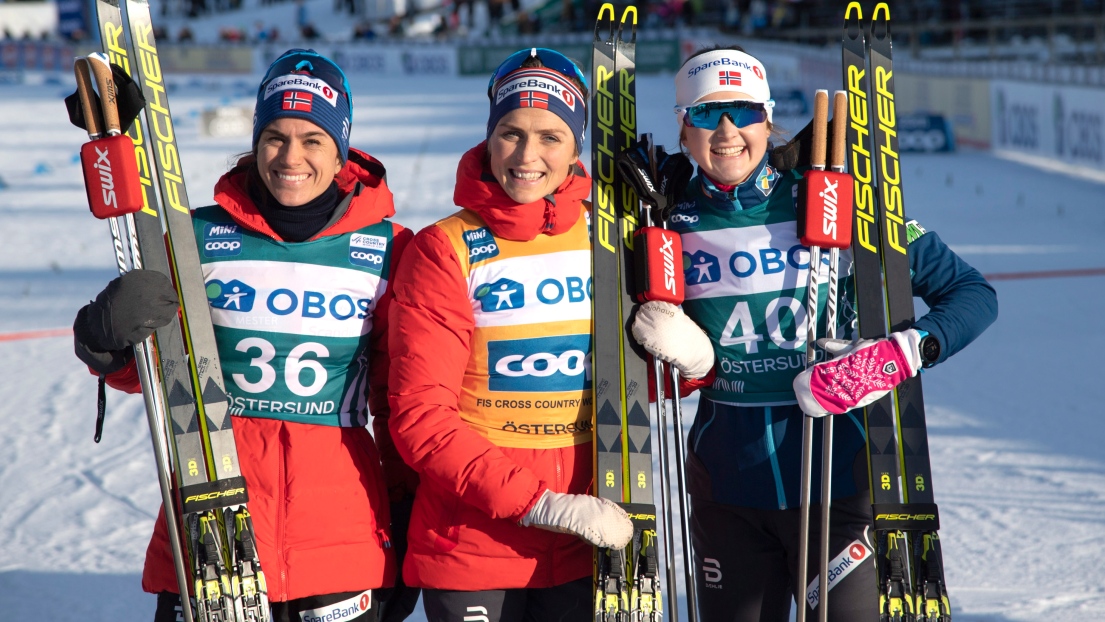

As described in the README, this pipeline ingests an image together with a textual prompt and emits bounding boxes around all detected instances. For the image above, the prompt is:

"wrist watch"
[917,330,940,368]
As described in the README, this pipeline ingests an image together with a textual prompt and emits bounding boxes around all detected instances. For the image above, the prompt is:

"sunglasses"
[261,49,352,119]
[676,100,769,130]
[487,47,588,97]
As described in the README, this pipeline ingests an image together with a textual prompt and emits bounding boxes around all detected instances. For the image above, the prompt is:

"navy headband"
[486,68,587,154]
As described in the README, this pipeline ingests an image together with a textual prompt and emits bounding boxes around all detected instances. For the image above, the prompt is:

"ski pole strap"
[94,375,107,443]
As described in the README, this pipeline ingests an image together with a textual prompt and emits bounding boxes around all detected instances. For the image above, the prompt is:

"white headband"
[675,50,774,122]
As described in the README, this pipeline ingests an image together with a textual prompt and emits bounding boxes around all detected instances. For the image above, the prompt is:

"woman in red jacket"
[387,48,633,621]
[71,49,411,622]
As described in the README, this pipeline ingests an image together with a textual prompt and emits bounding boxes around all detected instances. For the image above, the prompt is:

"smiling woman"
[68,48,417,622]
[386,48,633,622]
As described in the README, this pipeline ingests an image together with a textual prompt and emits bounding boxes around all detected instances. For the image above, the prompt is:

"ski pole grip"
[810,90,829,170]
[74,58,105,140]
[831,91,848,172]
[87,53,122,136]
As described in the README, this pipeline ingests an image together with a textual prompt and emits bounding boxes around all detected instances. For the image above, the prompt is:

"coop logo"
[349,233,387,272]
[206,279,257,312]
[476,278,525,312]
[465,227,500,264]
[684,250,721,285]
[487,334,592,392]
[203,223,243,257]
[300,589,372,622]
[669,204,700,228]
[1053,93,1103,164]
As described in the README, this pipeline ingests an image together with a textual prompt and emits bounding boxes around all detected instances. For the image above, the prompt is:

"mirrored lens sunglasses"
[677,100,768,130]
[487,47,588,97]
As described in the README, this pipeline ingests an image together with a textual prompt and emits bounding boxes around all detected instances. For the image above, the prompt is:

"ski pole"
[796,89,830,622]
[667,362,698,622]
[79,54,196,622]
[640,135,681,622]
[816,90,850,622]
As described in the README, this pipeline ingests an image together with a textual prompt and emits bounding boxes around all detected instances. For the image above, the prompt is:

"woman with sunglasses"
[71,49,413,621]
[386,48,633,622]
[629,47,997,621]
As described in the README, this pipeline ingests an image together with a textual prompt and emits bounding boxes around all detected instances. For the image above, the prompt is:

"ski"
[591,3,661,620]
[841,4,915,621]
[88,1,268,619]
[866,6,951,621]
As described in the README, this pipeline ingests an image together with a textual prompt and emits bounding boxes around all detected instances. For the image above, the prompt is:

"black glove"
[64,61,147,135]
[73,270,180,375]
[769,115,832,171]
[617,135,693,223]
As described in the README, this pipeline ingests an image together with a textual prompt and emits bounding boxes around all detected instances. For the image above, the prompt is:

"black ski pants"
[421,575,592,622]
[691,492,879,622]
[155,589,389,622]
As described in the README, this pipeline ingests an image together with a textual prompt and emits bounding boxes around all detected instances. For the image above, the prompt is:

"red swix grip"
[633,226,684,304]
[798,169,853,250]
[81,133,143,219]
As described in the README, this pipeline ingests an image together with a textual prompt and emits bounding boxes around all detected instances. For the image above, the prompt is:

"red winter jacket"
[387,144,596,590]
[102,149,412,601]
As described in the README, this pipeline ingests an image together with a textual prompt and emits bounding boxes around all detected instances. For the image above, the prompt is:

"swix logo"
[92,146,118,208]
[657,232,678,296]
[684,250,721,285]
[475,278,525,312]
[206,279,257,312]
[487,334,592,392]
[464,227,500,264]
[703,558,722,586]
[820,177,840,240]
[203,223,243,257]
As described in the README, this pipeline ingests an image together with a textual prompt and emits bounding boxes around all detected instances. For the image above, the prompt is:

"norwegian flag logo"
[282,91,313,112]
[519,91,549,109]
[718,71,742,86]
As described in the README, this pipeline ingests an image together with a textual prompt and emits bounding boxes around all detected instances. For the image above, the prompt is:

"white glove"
[793,329,924,417]
[631,301,715,379]
[520,490,634,549]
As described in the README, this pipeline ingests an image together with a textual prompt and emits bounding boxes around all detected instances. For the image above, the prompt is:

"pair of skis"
[77,2,269,621]
[842,3,951,621]
[590,4,700,621]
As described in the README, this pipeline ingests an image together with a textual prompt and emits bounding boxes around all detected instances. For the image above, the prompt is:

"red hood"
[452,142,591,242]
[213,148,396,240]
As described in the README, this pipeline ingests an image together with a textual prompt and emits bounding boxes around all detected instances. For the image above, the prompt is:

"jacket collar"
[452,142,591,242]
[696,151,780,212]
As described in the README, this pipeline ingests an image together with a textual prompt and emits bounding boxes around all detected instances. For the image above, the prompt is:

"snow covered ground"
[1,69,1104,621]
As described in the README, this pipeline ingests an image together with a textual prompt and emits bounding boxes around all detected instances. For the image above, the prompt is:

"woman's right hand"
[520,490,634,549]
[631,301,715,380]
[74,269,179,375]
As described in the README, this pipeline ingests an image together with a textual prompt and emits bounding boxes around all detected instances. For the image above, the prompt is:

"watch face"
[921,336,940,364]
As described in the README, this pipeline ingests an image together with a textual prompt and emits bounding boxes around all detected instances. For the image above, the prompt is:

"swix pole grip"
[798,90,853,250]
[633,226,684,305]
[80,53,143,219]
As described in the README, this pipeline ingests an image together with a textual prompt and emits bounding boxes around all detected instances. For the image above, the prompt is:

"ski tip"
[620,5,638,26]
[598,2,615,21]
[874,2,890,20]
[871,3,891,40]
[594,3,615,39]
[844,1,862,20]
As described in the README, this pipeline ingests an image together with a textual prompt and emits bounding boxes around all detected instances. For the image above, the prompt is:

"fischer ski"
[591,3,662,620]
[842,3,951,621]
[86,1,269,619]
[866,5,951,621]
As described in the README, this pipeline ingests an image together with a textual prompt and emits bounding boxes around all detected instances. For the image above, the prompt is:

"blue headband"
[486,68,587,154]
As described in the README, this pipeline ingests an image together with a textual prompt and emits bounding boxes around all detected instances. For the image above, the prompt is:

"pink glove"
[793,329,924,416]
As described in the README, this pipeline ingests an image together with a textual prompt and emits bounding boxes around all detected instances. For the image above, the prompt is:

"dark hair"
[685,43,748,63]
[519,54,589,100]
